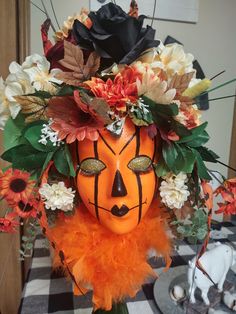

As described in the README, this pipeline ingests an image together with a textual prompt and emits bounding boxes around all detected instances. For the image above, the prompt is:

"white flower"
[156,43,195,79]
[0,63,35,129]
[159,172,190,209]
[22,54,62,93]
[135,62,176,104]
[39,182,75,212]
[39,119,63,146]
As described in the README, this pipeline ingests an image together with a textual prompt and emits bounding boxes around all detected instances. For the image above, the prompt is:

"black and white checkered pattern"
[18,222,236,314]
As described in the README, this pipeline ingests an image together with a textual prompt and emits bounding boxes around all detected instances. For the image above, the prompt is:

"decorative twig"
[50,0,60,29]
[210,70,226,81]
[217,160,236,173]
[200,78,236,96]
[151,0,157,27]
[40,0,57,32]
[30,1,47,15]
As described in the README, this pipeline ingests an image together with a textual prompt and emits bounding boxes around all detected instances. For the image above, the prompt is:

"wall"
[31,0,236,179]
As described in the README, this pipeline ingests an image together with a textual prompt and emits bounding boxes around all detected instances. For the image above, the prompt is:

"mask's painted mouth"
[111,204,129,217]
[88,199,147,217]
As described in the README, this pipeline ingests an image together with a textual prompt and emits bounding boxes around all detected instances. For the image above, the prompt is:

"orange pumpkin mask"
[77,118,158,234]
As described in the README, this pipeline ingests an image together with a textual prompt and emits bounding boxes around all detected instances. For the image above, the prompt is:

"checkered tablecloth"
[18,222,236,314]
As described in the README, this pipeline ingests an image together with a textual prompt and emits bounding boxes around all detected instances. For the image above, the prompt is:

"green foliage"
[154,159,170,177]
[53,145,76,177]
[1,118,76,178]
[1,144,49,170]
[172,209,208,244]
[24,121,58,152]
[19,221,41,260]
[3,114,27,150]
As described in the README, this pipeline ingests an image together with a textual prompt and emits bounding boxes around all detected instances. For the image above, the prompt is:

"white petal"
[5,82,23,101]
[9,61,22,73]
[8,101,21,118]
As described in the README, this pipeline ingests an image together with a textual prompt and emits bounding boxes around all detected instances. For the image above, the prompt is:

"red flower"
[86,67,140,111]
[215,178,236,215]
[0,169,36,204]
[47,95,104,143]
[0,212,19,233]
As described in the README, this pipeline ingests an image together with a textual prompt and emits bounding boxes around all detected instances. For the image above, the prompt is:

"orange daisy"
[0,168,36,204]
[0,212,19,233]
[10,198,38,219]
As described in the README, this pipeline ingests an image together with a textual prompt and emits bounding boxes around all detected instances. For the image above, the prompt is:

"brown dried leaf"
[169,72,195,93]
[55,72,84,86]
[59,41,84,71]
[83,51,100,79]
[58,41,100,86]
[80,92,113,125]
[14,95,48,123]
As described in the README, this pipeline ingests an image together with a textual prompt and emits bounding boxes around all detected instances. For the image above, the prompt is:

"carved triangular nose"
[111,170,127,197]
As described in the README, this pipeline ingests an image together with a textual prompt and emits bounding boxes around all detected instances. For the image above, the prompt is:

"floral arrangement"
[0,1,235,239]
[0,1,236,312]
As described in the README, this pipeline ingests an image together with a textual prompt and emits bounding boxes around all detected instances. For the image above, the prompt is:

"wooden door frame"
[0,1,30,313]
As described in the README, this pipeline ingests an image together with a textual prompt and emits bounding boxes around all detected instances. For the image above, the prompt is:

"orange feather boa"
[46,201,171,310]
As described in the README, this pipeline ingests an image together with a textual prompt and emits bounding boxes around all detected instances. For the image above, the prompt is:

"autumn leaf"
[14,96,48,123]
[56,41,100,85]
[169,72,195,93]
[77,91,113,125]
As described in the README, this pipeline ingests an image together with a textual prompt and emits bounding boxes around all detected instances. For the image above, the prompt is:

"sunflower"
[10,198,38,219]
[0,168,36,203]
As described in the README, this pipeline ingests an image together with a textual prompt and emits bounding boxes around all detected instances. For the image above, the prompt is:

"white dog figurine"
[188,243,236,305]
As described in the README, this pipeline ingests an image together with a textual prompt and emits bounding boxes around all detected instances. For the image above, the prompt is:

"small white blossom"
[39,182,75,212]
[130,98,150,115]
[159,172,190,209]
[39,119,63,146]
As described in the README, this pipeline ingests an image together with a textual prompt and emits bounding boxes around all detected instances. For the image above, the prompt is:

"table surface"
[18,222,236,314]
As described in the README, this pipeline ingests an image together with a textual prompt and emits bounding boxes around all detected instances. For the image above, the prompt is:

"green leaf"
[195,146,219,162]
[162,142,179,170]
[142,96,179,117]
[93,303,129,314]
[192,149,212,180]
[176,122,208,144]
[3,114,27,150]
[53,148,70,176]
[65,145,76,177]
[154,159,170,177]
[27,90,52,99]
[56,84,74,96]
[174,145,196,174]
[1,144,48,170]
[186,130,209,147]
[171,120,191,138]
[40,151,55,177]
[24,122,58,152]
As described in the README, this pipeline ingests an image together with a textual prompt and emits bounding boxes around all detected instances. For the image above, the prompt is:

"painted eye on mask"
[79,158,106,175]
[127,155,152,173]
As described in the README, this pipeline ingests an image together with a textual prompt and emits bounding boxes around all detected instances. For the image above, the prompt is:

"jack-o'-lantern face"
[77,119,158,234]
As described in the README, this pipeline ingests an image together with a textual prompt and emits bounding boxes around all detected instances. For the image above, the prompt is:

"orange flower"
[215,178,236,215]
[0,168,35,203]
[47,96,103,143]
[9,198,38,219]
[86,67,140,112]
[0,212,19,233]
